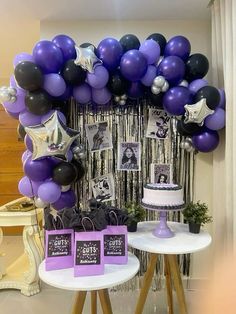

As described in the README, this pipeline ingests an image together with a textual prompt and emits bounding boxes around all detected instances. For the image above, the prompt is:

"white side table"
[0,198,43,296]
[128,221,212,314]
[39,252,140,314]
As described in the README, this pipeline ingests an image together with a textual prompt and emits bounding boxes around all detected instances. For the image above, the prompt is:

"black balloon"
[146,33,167,55]
[177,117,203,136]
[108,70,129,95]
[185,53,209,82]
[62,59,86,85]
[71,160,85,181]
[80,42,98,55]
[119,34,140,52]
[25,89,52,115]
[149,92,164,108]
[53,162,78,185]
[194,86,220,110]
[14,61,43,91]
[17,123,26,140]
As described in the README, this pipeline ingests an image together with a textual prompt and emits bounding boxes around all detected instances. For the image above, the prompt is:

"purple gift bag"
[103,211,128,264]
[74,217,104,277]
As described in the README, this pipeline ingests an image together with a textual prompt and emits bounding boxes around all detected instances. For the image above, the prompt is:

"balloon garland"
[0,33,226,211]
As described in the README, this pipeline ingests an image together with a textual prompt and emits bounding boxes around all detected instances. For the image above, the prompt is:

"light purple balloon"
[189,79,208,94]
[57,84,72,101]
[38,181,61,203]
[192,129,219,152]
[141,65,157,86]
[18,176,43,197]
[217,89,226,109]
[41,110,66,124]
[43,73,66,97]
[52,189,76,211]
[73,83,92,104]
[5,110,19,119]
[3,92,26,114]
[128,82,144,99]
[19,110,42,127]
[24,156,52,181]
[92,87,112,105]
[10,76,25,93]
[158,56,185,85]
[22,150,32,163]
[87,66,109,89]
[24,134,33,152]
[163,86,192,116]
[13,53,34,67]
[205,108,225,130]
[139,40,161,65]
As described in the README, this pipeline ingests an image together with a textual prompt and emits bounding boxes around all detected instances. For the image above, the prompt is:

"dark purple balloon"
[97,37,123,70]
[217,89,226,109]
[24,156,52,181]
[52,34,76,61]
[73,83,91,104]
[205,108,225,130]
[52,189,76,211]
[38,181,61,203]
[24,134,33,152]
[188,79,208,95]
[192,129,220,152]
[158,56,185,85]
[120,49,148,82]
[22,150,32,163]
[163,86,192,116]
[92,87,111,105]
[164,36,191,61]
[33,40,64,74]
[127,81,144,99]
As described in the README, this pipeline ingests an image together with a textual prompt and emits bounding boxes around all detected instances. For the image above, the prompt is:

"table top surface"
[128,221,212,255]
[38,252,139,291]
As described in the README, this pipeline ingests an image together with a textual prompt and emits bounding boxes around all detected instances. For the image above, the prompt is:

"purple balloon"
[87,66,109,89]
[19,110,42,127]
[92,87,112,105]
[24,134,33,152]
[5,110,19,119]
[158,56,185,85]
[18,176,43,197]
[33,40,64,74]
[52,34,76,61]
[22,150,32,163]
[66,150,73,162]
[139,40,161,64]
[97,37,123,70]
[38,181,61,203]
[24,156,52,181]
[163,86,192,116]
[73,83,91,104]
[189,79,208,94]
[164,36,191,61]
[205,108,225,130]
[120,49,148,82]
[3,92,26,114]
[43,73,66,97]
[217,89,226,109]
[13,53,34,67]
[41,110,66,124]
[192,129,220,152]
[141,65,157,86]
[57,84,72,101]
[128,81,144,99]
[52,189,76,211]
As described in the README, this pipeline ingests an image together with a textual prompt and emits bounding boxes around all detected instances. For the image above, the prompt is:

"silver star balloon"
[74,45,102,73]
[184,98,214,125]
[25,111,80,161]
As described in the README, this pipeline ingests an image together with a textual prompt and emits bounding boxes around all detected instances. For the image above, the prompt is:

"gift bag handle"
[51,210,65,230]
[109,210,119,226]
[81,217,95,231]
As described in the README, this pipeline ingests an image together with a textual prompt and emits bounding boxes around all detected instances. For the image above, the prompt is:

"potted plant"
[125,202,146,232]
[182,201,213,234]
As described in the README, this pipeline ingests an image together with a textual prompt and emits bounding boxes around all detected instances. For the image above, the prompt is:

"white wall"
[41,19,213,281]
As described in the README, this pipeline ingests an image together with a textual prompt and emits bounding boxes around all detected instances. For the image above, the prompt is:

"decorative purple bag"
[74,217,104,277]
[103,211,128,264]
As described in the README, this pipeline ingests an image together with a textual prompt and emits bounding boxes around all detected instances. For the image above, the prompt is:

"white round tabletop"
[38,252,139,291]
[128,221,212,255]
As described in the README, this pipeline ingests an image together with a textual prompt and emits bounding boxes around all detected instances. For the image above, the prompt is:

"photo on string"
[117,142,141,171]
[150,163,172,184]
[85,121,113,152]
[146,109,171,140]
[91,173,115,202]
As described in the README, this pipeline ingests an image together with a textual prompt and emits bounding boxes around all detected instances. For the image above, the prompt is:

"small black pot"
[127,221,138,232]
[189,222,201,234]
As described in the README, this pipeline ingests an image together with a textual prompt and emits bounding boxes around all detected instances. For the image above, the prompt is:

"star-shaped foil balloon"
[74,45,102,73]
[25,111,80,160]
[184,98,214,126]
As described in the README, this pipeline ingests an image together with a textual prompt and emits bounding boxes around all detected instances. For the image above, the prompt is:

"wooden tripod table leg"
[72,291,87,314]
[164,255,173,314]
[135,253,158,314]
[168,255,187,314]
[98,289,113,314]
[91,290,97,314]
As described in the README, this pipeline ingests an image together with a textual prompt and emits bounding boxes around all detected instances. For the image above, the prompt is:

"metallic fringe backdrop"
[69,98,195,290]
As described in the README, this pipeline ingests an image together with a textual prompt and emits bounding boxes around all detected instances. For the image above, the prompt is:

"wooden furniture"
[0,197,43,296]
[38,252,140,314]
[128,221,212,314]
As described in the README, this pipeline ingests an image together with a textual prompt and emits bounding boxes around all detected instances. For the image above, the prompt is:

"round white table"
[128,221,212,314]
[39,252,139,314]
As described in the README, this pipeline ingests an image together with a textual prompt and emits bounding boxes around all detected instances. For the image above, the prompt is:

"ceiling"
[1,0,211,21]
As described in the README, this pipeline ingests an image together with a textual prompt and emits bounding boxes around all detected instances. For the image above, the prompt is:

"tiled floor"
[0,236,202,314]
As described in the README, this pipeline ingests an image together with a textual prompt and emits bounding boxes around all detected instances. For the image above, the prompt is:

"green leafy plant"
[125,202,146,223]
[182,201,213,225]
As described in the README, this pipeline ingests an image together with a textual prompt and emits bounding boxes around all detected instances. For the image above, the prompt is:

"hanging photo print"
[117,142,141,171]
[85,121,113,152]
[150,163,172,184]
[146,109,171,139]
[91,173,115,202]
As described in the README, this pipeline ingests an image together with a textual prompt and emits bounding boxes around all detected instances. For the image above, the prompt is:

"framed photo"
[91,173,115,202]
[85,121,113,152]
[117,142,141,171]
[146,109,171,139]
[150,163,172,184]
